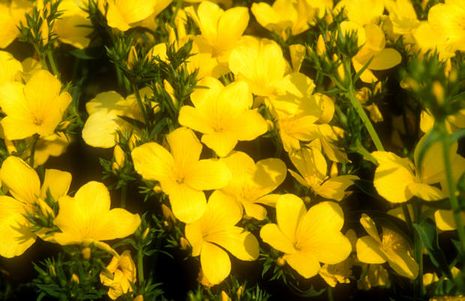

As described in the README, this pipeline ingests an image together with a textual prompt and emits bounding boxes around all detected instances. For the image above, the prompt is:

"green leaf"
[413,219,452,278]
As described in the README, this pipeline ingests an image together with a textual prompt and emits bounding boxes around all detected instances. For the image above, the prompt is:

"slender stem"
[440,122,465,259]
[133,83,149,124]
[137,247,144,285]
[46,48,59,76]
[29,134,40,167]
[346,89,385,151]
[327,286,334,301]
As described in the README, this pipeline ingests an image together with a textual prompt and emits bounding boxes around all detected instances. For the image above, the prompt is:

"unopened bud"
[81,247,91,260]
[220,291,231,301]
[276,256,286,267]
[316,35,326,56]
[179,237,190,250]
[71,274,80,284]
[112,145,125,171]
[432,81,445,105]
[133,295,144,301]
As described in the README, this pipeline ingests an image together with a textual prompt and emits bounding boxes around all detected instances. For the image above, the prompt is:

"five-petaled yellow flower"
[260,194,352,278]
[131,127,231,223]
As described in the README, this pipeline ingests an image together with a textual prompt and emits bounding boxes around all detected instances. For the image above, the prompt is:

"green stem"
[327,286,334,301]
[29,134,40,167]
[346,89,385,151]
[439,122,465,259]
[120,185,127,208]
[137,247,144,285]
[132,83,149,124]
[46,48,59,76]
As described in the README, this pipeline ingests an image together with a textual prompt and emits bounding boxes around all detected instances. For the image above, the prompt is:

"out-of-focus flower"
[185,194,259,285]
[100,250,137,300]
[179,77,268,157]
[0,156,71,257]
[260,194,351,278]
[131,127,231,223]
[53,181,141,249]
[54,0,93,48]
[0,0,32,48]
[356,214,418,279]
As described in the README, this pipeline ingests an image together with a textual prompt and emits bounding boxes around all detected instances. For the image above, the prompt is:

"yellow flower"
[0,51,22,84]
[82,88,150,148]
[179,77,268,157]
[0,0,32,48]
[229,37,288,97]
[0,156,71,258]
[103,0,172,32]
[372,132,465,203]
[260,194,352,278]
[336,0,384,26]
[33,132,71,167]
[215,151,286,220]
[289,141,358,201]
[53,181,141,247]
[100,250,137,300]
[131,127,231,223]
[356,214,418,279]
[251,0,331,39]
[54,0,93,49]
[357,264,391,290]
[413,0,465,59]
[385,0,420,36]
[186,1,249,63]
[434,209,465,231]
[185,193,259,285]
[0,69,71,140]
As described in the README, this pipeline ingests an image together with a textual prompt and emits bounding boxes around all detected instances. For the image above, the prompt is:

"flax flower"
[0,0,32,48]
[229,37,288,97]
[82,88,150,148]
[260,194,351,278]
[0,156,71,258]
[179,77,268,157]
[100,250,137,300]
[215,151,286,220]
[372,133,465,203]
[186,1,249,64]
[289,141,358,201]
[54,0,93,49]
[0,69,71,140]
[131,127,231,223]
[53,181,141,248]
[356,214,418,279]
[103,0,172,31]
[185,193,259,285]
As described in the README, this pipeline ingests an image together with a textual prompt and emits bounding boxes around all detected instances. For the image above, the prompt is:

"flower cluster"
[1,0,465,300]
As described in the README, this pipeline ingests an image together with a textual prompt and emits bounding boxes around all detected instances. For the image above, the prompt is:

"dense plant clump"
[1,0,465,300]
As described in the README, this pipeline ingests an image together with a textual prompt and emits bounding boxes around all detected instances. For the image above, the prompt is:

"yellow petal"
[384,247,418,279]
[167,127,202,170]
[360,213,381,242]
[24,70,61,110]
[186,159,231,191]
[178,106,214,134]
[369,48,402,71]
[201,242,231,285]
[0,156,40,204]
[372,151,416,203]
[209,226,259,261]
[314,175,359,201]
[285,251,321,278]
[94,208,141,241]
[297,202,352,264]
[201,132,238,157]
[434,209,465,231]
[406,182,446,201]
[217,6,249,53]
[82,110,121,148]
[356,236,386,264]
[167,183,207,223]
[0,196,35,258]
[276,194,306,244]
[260,223,296,254]
[253,158,287,196]
[41,169,72,201]
[131,142,175,182]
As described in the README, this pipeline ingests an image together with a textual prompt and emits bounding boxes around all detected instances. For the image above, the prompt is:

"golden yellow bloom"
[215,151,286,220]
[82,88,151,148]
[100,250,137,300]
[186,1,249,63]
[372,132,465,203]
[179,77,268,157]
[185,193,259,285]
[54,0,93,48]
[0,69,71,140]
[131,127,231,223]
[0,156,71,257]
[229,37,288,97]
[0,0,32,48]
[260,194,351,278]
[356,214,418,279]
[103,0,172,31]
[53,181,141,247]
[289,141,358,201]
